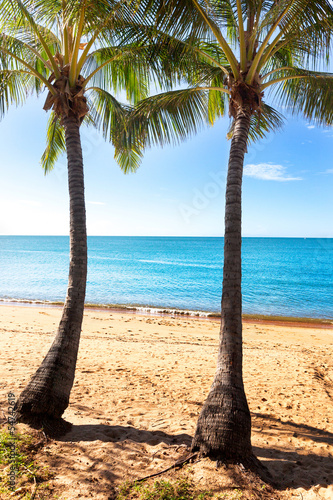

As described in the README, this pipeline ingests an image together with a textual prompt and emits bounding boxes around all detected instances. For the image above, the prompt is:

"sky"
[0,93,332,237]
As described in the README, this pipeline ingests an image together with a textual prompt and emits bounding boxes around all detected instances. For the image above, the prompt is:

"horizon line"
[1,234,333,239]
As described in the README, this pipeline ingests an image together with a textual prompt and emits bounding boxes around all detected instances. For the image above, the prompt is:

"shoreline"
[1,299,332,328]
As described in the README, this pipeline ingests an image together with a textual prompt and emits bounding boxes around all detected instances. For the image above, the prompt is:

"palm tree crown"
[125,0,333,146]
[0,0,167,171]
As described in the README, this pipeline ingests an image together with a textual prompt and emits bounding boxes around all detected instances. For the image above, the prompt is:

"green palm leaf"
[41,112,66,173]
[227,103,285,142]
[272,69,333,124]
[0,69,31,117]
[88,87,142,173]
[123,86,229,153]
[82,45,151,103]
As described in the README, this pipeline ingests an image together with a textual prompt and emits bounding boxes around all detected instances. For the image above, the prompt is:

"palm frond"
[40,112,66,173]
[0,32,53,88]
[0,69,30,117]
[272,69,333,125]
[82,45,152,103]
[113,146,143,174]
[0,0,61,77]
[87,86,142,173]
[118,24,231,88]
[87,86,131,141]
[258,0,333,64]
[150,0,218,40]
[208,85,228,125]
[123,87,224,152]
[227,103,285,143]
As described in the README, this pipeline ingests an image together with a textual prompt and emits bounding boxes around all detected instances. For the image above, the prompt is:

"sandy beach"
[1,304,333,499]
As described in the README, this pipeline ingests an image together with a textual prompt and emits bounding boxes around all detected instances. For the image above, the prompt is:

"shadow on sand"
[58,422,192,447]
[252,412,333,490]
[49,411,333,492]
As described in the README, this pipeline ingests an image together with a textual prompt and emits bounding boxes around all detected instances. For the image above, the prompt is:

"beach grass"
[0,428,54,499]
[118,478,213,500]
[116,469,278,500]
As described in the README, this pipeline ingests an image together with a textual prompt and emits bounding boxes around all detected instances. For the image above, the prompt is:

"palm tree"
[121,0,333,464]
[0,0,159,433]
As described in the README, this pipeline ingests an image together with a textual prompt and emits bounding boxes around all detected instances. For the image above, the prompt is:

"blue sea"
[0,236,332,319]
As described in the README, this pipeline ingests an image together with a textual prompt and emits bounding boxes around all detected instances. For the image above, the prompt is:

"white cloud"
[317,169,333,175]
[322,130,333,137]
[244,163,302,181]
[88,201,106,205]
[307,125,315,130]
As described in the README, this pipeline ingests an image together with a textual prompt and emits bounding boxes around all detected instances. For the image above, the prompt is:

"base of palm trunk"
[16,366,72,437]
[191,384,273,482]
[191,383,252,461]
[16,408,72,437]
[15,329,78,432]
[16,398,72,437]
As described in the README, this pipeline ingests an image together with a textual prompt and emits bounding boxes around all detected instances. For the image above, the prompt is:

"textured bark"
[192,106,252,461]
[16,113,87,433]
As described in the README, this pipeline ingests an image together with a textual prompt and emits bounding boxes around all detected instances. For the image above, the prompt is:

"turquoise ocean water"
[0,236,332,319]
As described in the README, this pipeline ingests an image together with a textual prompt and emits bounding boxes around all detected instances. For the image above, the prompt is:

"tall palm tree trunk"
[16,113,87,433]
[192,106,252,461]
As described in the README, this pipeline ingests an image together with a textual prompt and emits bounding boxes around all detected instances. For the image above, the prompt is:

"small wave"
[0,297,63,307]
[85,301,220,317]
[0,297,219,318]
[131,305,219,318]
